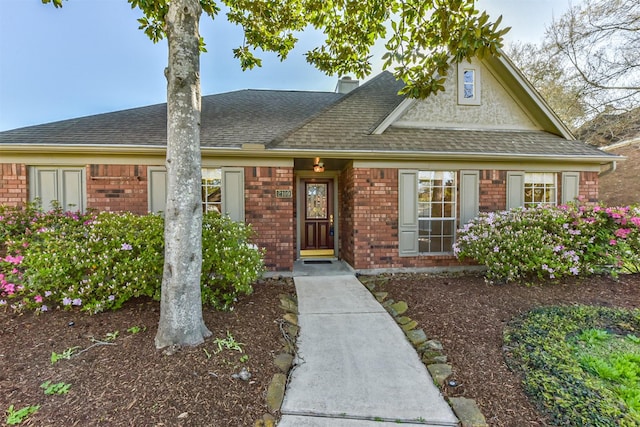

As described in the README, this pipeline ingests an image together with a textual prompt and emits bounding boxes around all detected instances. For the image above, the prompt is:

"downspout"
[599,161,617,177]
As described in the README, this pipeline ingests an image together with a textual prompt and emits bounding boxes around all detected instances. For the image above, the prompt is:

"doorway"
[300,178,335,257]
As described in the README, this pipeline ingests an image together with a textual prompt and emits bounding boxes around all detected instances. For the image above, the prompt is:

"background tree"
[44,0,508,349]
[507,42,587,130]
[511,0,639,132]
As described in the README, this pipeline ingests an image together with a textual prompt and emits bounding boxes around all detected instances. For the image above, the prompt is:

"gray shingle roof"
[0,71,617,161]
[0,90,345,148]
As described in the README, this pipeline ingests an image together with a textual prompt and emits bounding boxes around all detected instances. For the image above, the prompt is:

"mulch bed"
[0,278,295,426]
[1,272,638,426]
[376,272,640,426]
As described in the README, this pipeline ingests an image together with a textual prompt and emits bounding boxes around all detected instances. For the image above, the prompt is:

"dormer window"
[457,61,481,105]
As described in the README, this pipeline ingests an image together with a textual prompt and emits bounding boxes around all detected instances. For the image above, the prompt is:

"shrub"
[201,213,265,310]
[504,305,640,425]
[0,207,264,313]
[454,204,640,282]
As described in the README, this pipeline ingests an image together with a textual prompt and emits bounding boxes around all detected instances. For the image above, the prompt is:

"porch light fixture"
[313,157,325,173]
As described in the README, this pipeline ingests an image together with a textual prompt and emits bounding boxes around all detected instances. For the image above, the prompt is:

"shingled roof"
[0,71,618,162]
[0,89,345,148]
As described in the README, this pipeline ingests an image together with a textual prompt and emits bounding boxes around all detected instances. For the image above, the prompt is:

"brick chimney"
[335,76,359,94]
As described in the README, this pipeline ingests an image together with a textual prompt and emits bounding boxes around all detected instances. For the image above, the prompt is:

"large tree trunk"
[155,0,211,349]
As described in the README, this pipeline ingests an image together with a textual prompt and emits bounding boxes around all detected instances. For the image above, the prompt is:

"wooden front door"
[302,179,334,253]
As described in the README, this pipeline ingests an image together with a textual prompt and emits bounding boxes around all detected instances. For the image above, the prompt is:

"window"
[524,172,556,207]
[457,61,481,105]
[148,166,244,221]
[417,171,457,253]
[201,168,222,213]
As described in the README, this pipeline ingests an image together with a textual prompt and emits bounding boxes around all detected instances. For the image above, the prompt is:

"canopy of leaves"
[45,0,509,99]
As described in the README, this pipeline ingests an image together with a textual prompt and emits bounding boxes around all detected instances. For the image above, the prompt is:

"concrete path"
[278,275,458,427]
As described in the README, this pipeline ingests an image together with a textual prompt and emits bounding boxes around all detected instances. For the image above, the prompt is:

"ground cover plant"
[0,204,264,314]
[504,305,640,425]
[455,203,640,282]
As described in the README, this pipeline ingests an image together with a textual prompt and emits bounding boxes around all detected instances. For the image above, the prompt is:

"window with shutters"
[29,167,86,212]
[149,166,244,221]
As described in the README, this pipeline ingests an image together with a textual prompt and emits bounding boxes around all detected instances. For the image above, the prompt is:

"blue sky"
[0,0,579,131]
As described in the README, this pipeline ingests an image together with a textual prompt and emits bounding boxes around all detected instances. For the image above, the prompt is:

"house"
[0,53,619,273]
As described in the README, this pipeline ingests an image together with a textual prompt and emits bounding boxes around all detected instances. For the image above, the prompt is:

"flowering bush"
[0,206,264,313]
[454,204,640,282]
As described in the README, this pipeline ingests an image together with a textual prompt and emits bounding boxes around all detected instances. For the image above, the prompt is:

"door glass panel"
[306,183,327,219]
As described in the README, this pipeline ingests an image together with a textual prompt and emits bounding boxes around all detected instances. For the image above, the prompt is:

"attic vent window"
[457,62,481,106]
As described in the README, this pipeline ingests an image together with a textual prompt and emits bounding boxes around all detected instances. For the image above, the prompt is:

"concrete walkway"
[278,275,458,427]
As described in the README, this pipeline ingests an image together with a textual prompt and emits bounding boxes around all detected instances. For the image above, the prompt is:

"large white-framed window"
[398,170,457,256]
[148,166,245,221]
[457,61,481,105]
[524,172,557,207]
[418,171,457,253]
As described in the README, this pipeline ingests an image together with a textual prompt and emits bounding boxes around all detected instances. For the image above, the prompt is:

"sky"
[0,0,582,132]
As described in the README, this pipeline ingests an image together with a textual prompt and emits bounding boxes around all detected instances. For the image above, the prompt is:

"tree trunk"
[155,0,211,349]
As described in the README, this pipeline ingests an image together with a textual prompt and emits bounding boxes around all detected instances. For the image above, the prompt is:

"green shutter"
[222,167,245,222]
[398,169,419,256]
[148,167,167,213]
[562,172,580,204]
[460,170,479,225]
[30,167,85,212]
[506,171,525,210]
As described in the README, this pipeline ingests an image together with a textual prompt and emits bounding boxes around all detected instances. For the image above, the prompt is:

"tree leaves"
[43,0,509,98]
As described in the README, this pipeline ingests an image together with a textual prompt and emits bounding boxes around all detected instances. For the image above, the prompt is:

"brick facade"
[479,170,507,212]
[0,163,28,206]
[244,166,295,272]
[0,162,602,272]
[86,165,149,214]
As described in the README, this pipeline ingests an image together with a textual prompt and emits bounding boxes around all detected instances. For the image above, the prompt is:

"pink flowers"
[3,255,24,265]
[615,228,632,239]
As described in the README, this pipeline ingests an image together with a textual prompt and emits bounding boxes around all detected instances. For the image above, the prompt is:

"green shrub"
[201,213,265,310]
[0,207,264,313]
[454,204,640,282]
[504,305,640,426]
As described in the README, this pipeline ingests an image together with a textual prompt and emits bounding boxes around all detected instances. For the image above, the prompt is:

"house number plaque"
[275,189,292,198]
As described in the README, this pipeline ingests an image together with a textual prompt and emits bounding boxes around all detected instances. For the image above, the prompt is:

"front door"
[301,179,334,256]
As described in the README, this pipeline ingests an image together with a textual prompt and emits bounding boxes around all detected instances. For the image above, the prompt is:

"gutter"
[0,143,621,165]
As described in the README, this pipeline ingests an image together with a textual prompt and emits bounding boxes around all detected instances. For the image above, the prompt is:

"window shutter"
[222,167,245,222]
[506,171,525,210]
[562,172,580,204]
[30,167,85,212]
[30,168,59,210]
[460,170,479,225]
[148,167,167,213]
[61,169,84,212]
[398,170,419,256]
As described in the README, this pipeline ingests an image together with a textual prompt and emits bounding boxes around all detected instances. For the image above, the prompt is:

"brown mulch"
[375,272,640,427]
[0,278,294,427]
[1,273,639,426]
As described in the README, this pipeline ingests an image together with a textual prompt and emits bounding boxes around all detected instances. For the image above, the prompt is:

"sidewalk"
[278,275,458,427]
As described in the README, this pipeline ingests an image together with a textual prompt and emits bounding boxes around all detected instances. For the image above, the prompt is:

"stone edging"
[255,279,298,427]
[359,276,489,427]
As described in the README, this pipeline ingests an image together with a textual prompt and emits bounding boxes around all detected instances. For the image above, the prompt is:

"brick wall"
[479,170,507,212]
[245,166,295,272]
[338,166,356,266]
[86,165,149,214]
[580,171,599,204]
[0,164,28,207]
